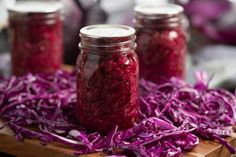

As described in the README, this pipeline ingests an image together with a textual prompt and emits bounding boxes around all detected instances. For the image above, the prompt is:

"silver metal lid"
[134,4,183,28]
[135,4,183,16]
[80,24,135,39]
[7,1,63,14]
[79,24,136,53]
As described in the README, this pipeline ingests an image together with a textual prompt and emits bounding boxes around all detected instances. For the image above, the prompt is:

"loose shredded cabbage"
[0,70,235,156]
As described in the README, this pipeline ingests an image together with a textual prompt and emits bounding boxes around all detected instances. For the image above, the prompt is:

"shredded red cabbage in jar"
[8,1,63,76]
[77,25,139,133]
[135,4,186,84]
[77,51,139,133]
[0,70,236,156]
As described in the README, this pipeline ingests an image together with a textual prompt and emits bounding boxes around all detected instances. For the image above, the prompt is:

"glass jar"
[77,24,139,133]
[134,4,186,83]
[8,1,63,76]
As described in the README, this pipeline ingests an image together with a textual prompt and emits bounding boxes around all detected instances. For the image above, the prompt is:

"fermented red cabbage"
[136,27,186,84]
[77,50,139,133]
[8,8,63,76]
[0,70,235,156]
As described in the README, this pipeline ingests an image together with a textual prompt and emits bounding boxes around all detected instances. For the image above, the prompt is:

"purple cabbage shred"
[0,70,235,157]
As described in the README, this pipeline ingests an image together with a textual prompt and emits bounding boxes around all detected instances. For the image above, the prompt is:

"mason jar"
[77,24,139,133]
[8,1,63,76]
[134,4,186,83]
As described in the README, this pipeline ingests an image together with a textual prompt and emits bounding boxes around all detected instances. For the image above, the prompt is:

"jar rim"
[7,1,63,14]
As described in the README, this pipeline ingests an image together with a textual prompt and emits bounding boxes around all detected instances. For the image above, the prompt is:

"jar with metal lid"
[77,24,139,133]
[134,4,186,83]
[8,1,63,76]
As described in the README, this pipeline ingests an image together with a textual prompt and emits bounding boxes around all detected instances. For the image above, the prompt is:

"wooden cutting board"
[0,120,235,157]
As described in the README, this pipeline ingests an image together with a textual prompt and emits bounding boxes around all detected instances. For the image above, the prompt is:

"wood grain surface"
[0,119,235,157]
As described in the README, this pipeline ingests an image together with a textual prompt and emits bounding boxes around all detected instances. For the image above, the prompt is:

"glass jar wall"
[76,24,139,133]
[8,1,63,76]
[134,4,186,83]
